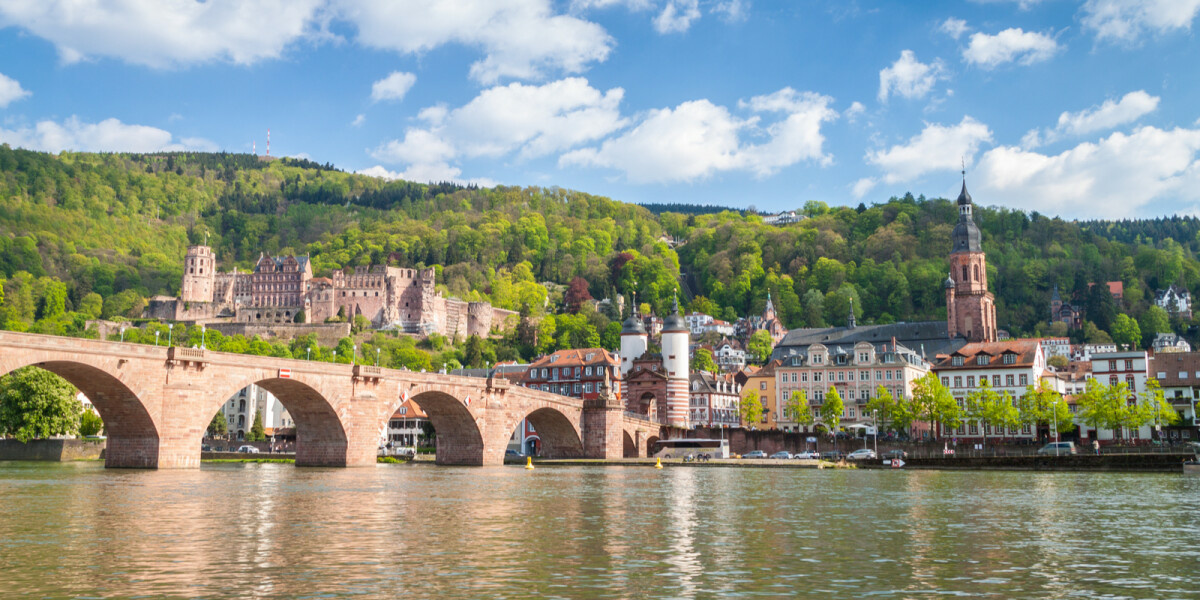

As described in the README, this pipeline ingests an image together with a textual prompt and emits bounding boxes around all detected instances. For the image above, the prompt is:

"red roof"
[1107,281,1124,296]
[390,398,428,419]
[934,339,1041,370]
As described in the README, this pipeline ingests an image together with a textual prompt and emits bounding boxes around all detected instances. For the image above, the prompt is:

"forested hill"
[1,146,1198,349]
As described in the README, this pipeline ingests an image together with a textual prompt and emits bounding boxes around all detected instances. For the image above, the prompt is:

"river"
[1,462,1198,599]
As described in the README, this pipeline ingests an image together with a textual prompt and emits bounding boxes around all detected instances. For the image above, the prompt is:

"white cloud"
[0,0,324,68]
[712,0,748,22]
[336,0,614,83]
[962,28,1059,68]
[969,0,1044,9]
[653,0,701,33]
[1023,90,1160,147]
[851,177,878,199]
[370,71,416,103]
[351,114,366,127]
[866,116,993,183]
[0,72,30,107]
[976,125,1200,218]
[878,50,945,103]
[940,17,969,40]
[373,78,626,178]
[844,101,866,123]
[1081,0,1200,42]
[0,116,217,152]
[357,164,497,187]
[561,88,837,183]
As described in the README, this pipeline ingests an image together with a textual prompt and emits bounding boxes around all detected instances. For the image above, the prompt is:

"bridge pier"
[583,395,625,460]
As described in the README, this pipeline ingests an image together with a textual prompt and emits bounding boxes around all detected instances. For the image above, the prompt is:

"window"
[585,366,593,376]
[814,372,822,382]
[574,367,581,377]
[941,377,949,386]
[801,373,808,382]
[1110,375,1119,386]
[1125,359,1134,370]
[541,368,548,378]
[1019,374,1028,385]
[877,370,884,380]
[978,355,990,365]
[1006,375,1014,386]
[585,383,593,393]
[838,371,845,382]
[954,376,962,387]
[952,356,964,366]
[861,370,869,381]
[760,382,767,390]
[1126,375,1136,391]
[849,408,856,419]
[552,368,559,379]
[967,376,975,387]
[1003,354,1016,365]
[1109,360,1117,371]
[993,375,1001,387]
[886,370,893,381]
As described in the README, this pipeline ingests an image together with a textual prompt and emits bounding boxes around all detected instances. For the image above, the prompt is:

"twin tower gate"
[0,332,663,468]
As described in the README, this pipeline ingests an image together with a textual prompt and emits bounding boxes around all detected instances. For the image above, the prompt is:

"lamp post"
[167,323,173,347]
[120,326,126,342]
[307,347,312,361]
[376,347,381,366]
[332,350,337,364]
[201,324,206,350]
[352,344,357,365]
[873,409,878,457]
[155,330,160,346]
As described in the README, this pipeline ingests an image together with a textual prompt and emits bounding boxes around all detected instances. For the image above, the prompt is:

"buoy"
[525,456,535,470]
[655,457,663,469]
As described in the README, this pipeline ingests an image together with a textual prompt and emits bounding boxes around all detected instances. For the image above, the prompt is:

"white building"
[932,339,1048,440]
[1086,351,1150,441]
[1071,343,1118,362]
[1155,284,1192,319]
[222,384,293,440]
[762,210,804,226]
[712,338,747,371]
[689,371,742,428]
[1041,338,1071,359]
[385,398,428,448]
[1152,332,1192,354]
[1149,352,1200,441]
[684,311,715,335]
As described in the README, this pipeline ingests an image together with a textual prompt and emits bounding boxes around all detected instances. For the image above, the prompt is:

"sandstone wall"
[207,322,351,347]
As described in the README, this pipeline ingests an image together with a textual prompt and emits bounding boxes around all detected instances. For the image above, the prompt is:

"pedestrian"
[1093,439,1100,455]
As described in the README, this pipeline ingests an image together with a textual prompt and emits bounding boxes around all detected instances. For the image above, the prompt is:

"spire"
[672,289,680,315]
[847,297,856,329]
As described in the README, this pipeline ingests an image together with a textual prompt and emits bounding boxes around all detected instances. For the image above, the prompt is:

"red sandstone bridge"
[0,331,664,468]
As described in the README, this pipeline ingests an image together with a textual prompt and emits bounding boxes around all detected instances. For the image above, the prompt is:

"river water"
[1,462,1198,599]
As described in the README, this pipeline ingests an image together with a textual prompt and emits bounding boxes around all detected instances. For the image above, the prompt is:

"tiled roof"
[390,398,428,419]
[934,339,1041,370]
[1149,352,1200,387]
[527,348,619,370]
[773,320,965,360]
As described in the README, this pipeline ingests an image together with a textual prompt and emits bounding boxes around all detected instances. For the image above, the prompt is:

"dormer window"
[951,356,964,366]
[978,355,990,365]
[1003,353,1016,365]
[550,355,559,363]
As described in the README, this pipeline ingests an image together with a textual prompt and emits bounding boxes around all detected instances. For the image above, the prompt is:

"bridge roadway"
[0,331,665,468]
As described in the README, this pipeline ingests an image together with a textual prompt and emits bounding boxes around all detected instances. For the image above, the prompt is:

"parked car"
[505,449,522,457]
[743,450,768,459]
[820,450,845,461]
[883,449,908,460]
[237,445,260,454]
[769,451,792,459]
[1037,441,1077,456]
[847,449,877,461]
[792,450,819,460]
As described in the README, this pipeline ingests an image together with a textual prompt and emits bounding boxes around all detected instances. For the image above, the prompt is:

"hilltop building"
[147,244,516,338]
[1156,284,1192,320]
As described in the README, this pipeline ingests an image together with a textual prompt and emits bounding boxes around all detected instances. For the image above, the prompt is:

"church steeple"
[946,168,996,343]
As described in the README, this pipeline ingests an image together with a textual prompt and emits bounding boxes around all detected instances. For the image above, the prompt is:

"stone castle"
[146,245,516,338]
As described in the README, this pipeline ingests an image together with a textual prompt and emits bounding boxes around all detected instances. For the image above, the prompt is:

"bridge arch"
[505,406,584,460]
[0,359,159,468]
[623,430,638,458]
[406,390,486,466]
[205,375,349,467]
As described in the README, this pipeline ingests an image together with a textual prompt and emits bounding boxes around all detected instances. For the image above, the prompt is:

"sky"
[1,0,1200,220]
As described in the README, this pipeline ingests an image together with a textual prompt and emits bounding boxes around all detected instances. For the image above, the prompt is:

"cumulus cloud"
[969,0,1044,9]
[940,17,969,39]
[561,88,837,183]
[0,72,30,107]
[0,0,323,68]
[976,125,1200,218]
[653,0,701,33]
[878,50,945,103]
[351,114,366,127]
[0,116,217,153]
[851,177,878,199]
[866,116,993,183]
[357,164,497,187]
[1023,90,1159,148]
[370,71,416,102]
[844,101,866,123]
[337,0,613,83]
[962,28,1059,68]
[712,0,748,22]
[0,0,615,83]
[373,78,625,181]
[1081,0,1200,42]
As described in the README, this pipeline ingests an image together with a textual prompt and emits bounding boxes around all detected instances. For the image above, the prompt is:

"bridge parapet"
[167,346,206,365]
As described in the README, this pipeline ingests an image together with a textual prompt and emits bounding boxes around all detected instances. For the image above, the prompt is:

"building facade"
[1156,284,1192,319]
[385,398,428,448]
[522,348,621,400]
[220,383,293,440]
[1148,352,1200,440]
[932,340,1047,440]
[1085,351,1150,441]
[689,371,742,428]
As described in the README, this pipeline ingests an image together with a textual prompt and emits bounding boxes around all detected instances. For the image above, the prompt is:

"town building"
[1148,352,1200,441]
[737,292,789,345]
[220,383,293,440]
[1156,284,1192,319]
[1085,351,1151,441]
[711,337,747,371]
[385,398,428,448]
[741,361,779,429]
[684,312,735,337]
[1041,337,1072,360]
[775,339,930,434]
[147,244,516,339]
[761,210,804,226]
[522,348,620,400]
[1049,286,1083,329]
[689,371,742,428]
[1152,332,1192,354]
[1070,343,1119,362]
[933,339,1047,441]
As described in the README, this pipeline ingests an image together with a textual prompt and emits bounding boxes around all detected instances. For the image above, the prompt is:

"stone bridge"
[0,332,668,468]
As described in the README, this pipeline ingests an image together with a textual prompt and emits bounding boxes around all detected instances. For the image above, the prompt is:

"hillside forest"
[2,146,1200,367]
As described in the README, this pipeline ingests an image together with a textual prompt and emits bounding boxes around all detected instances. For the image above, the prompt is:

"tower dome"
[951,180,982,253]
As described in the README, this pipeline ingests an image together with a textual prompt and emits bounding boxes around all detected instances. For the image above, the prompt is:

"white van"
[1037,442,1076,456]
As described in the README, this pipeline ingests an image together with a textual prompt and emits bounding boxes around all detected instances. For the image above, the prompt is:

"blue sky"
[1,0,1199,219]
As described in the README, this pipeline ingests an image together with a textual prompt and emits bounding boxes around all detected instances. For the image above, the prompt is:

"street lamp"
[155,330,160,346]
[119,326,126,342]
[167,323,173,347]
[352,344,357,365]
[332,350,337,363]
[873,409,878,457]
[376,347,381,366]
[307,347,312,361]
[201,324,206,350]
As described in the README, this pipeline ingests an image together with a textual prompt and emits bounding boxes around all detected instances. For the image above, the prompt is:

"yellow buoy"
[525,456,535,470]
[655,457,663,469]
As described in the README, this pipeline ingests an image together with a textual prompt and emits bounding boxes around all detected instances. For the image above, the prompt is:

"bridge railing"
[625,411,665,426]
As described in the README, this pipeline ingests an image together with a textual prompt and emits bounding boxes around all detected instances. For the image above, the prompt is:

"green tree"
[747,330,773,364]
[208,410,228,438]
[1076,379,1132,440]
[1018,380,1072,436]
[820,386,844,435]
[79,292,103,319]
[79,407,104,437]
[463,334,484,368]
[911,372,959,439]
[694,348,718,373]
[784,389,814,427]
[1110,313,1142,350]
[864,385,897,432]
[0,367,82,442]
[740,390,763,428]
[1138,306,1171,347]
[293,310,306,323]
[1137,378,1180,439]
[248,412,266,442]
[352,314,371,334]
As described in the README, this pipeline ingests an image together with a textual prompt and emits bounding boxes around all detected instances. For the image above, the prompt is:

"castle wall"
[206,322,351,347]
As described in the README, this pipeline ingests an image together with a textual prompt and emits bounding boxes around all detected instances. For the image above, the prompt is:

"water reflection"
[1,462,1199,599]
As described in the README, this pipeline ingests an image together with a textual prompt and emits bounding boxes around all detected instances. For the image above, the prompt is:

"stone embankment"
[0,439,105,461]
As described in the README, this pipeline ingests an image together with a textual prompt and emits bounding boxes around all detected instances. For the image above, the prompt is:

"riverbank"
[527,453,1192,472]
[0,439,105,461]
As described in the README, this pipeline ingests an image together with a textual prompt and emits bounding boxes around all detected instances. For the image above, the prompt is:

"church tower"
[946,178,997,342]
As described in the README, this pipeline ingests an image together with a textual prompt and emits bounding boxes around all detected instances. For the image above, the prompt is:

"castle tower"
[660,294,691,427]
[946,179,997,342]
[619,293,648,378]
[181,245,216,303]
